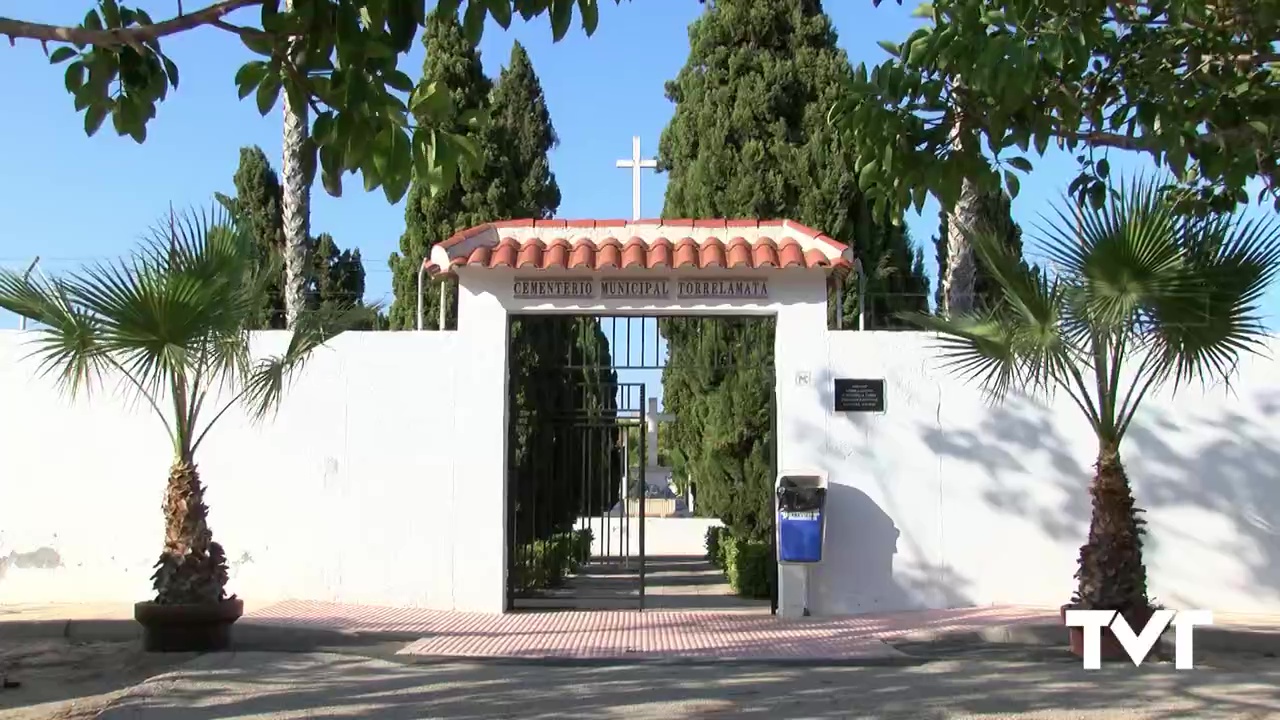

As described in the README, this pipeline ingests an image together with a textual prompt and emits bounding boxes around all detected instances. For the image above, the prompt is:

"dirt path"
[0,639,195,720]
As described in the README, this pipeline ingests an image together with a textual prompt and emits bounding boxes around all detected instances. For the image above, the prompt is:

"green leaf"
[161,55,180,89]
[384,70,414,93]
[1249,120,1269,136]
[577,0,598,35]
[382,128,413,203]
[64,62,86,93]
[1096,158,1110,179]
[235,61,269,100]
[877,39,900,57]
[1006,155,1033,173]
[1033,132,1048,156]
[84,103,108,136]
[411,81,453,120]
[550,0,573,41]
[49,47,78,64]
[255,69,283,115]
[313,111,338,146]
[487,0,513,28]
[1004,170,1020,199]
[463,0,486,45]
[858,159,879,189]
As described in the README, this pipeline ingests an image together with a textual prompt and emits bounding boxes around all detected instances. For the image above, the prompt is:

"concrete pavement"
[95,648,1280,719]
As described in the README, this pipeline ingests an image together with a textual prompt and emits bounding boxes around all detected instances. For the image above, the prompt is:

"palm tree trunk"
[154,460,229,604]
[942,100,981,317]
[1072,447,1151,623]
[943,177,981,316]
[280,0,310,328]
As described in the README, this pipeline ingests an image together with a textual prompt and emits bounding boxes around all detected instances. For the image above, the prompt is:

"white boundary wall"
[2,267,1278,617]
[576,517,723,557]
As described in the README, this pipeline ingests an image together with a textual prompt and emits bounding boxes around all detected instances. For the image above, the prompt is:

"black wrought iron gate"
[506,375,648,611]
[504,314,778,612]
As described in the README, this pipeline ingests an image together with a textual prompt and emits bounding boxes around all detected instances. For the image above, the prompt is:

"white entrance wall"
[2,265,1279,617]
[576,517,724,557]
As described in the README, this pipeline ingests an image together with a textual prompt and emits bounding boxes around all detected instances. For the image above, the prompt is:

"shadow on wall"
[918,375,1280,611]
[1124,388,1280,608]
[920,394,1091,546]
[793,410,976,615]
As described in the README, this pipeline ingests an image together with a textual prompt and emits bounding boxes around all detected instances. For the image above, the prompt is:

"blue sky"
[3,1,1278,406]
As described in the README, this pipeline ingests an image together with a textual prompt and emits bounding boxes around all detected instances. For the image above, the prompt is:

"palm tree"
[0,205,351,612]
[280,0,311,327]
[906,177,1280,624]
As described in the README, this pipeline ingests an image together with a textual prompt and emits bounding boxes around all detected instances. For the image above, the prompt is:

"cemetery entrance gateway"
[504,314,778,612]
[419,217,856,615]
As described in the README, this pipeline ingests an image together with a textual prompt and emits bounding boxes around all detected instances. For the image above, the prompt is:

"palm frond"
[1143,205,1280,391]
[1037,176,1186,335]
[0,270,110,399]
[905,310,1025,403]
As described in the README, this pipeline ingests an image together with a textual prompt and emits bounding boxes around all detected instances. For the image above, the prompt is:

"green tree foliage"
[660,0,928,331]
[658,0,923,539]
[310,233,366,311]
[18,0,622,204]
[218,145,373,329]
[508,317,620,545]
[932,189,1026,312]
[832,0,1280,220]
[907,176,1280,620]
[217,146,286,329]
[387,9,495,332]
[842,220,932,328]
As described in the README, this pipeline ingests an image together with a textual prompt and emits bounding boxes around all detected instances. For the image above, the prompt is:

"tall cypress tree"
[310,233,366,313]
[218,146,370,330]
[387,9,495,331]
[658,0,923,540]
[217,146,285,329]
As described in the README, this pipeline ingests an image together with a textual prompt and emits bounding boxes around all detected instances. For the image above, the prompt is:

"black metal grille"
[504,314,778,613]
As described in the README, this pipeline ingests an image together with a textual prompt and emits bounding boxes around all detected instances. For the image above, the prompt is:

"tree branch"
[0,0,261,47]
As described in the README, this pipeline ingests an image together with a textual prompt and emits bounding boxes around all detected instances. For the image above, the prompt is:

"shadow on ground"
[92,648,1280,720]
[517,556,771,612]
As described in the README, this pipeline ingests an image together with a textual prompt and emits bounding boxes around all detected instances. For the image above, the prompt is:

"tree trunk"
[942,92,980,318]
[153,460,229,604]
[943,178,981,317]
[280,0,310,328]
[1072,447,1151,623]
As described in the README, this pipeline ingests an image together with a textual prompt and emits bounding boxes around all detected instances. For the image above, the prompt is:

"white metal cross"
[615,135,657,221]
[645,397,674,468]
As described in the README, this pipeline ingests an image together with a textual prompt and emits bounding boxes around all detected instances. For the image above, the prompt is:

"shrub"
[705,525,729,568]
[513,530,589,592]
[573,527,594,566]
[725,537,772,599]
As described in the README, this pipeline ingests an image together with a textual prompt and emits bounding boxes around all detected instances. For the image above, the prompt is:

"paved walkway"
[244,602,1056,661]
[93,649,1280,719]
[513,556,771,612]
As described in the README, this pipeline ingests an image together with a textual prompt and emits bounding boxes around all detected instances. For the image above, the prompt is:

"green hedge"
[705,525,729,568]
[512,528,594,592]
[723,536,772,599]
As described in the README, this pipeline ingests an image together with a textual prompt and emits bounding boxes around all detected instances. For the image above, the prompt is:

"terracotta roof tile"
[423,219,854,276]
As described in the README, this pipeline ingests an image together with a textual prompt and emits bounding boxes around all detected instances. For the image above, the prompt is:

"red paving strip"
[243,601,1058,661]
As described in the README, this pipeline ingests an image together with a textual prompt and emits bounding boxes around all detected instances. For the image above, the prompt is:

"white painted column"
[773,279,831,618]
[449,278,509,613]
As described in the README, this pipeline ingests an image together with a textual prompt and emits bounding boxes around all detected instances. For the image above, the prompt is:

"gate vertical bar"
[638,382,647,611]
[769,387,779,615]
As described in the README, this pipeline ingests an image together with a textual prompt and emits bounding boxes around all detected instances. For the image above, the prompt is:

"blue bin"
[778,510,823,563]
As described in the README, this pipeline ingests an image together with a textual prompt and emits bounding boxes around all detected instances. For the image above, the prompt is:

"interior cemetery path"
[515,556,771,612]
